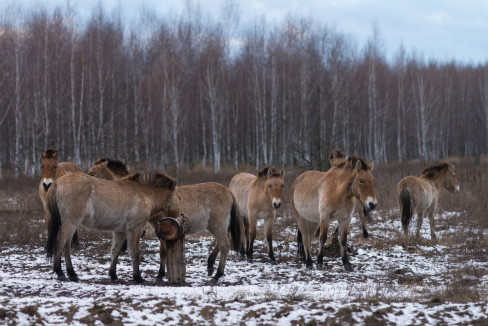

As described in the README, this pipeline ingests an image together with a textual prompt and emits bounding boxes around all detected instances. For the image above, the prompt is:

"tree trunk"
[156,214,191,285]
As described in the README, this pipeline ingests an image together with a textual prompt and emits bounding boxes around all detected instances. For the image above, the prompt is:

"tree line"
[0,4,487,176]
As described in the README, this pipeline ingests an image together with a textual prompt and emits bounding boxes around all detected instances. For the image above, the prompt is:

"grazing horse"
[39,148,83,243]
[163,183,241,282]
[291,156,377,271]
[45,171,180,283]
[329,149,371,238]
[88,160,241,283]
[397,162,460,240]
[229,167,285,264]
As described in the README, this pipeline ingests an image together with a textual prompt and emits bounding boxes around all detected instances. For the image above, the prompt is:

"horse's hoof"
[306,264,313,270]
[133,275,145,283]
[156,273,164,281]
[270,260,278,265]
[207,268,214,277]
[363,230,369,238]
[69,275,79,282]
[57,275,68,282]
[344,265,354,272]
[316,264,323,270]
[247,258,253,263]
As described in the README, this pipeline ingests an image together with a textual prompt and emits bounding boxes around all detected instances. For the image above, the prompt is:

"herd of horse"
[39,148,460,284]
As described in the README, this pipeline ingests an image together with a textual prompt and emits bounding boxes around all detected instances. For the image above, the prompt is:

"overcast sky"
[10,0,488,64]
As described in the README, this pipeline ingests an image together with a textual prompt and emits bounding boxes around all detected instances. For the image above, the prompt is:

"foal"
[397,162,460,239]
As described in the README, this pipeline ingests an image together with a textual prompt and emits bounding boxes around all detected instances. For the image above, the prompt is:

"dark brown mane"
[257,166,282,178]
[345,156,369,171]
[43,148,58,159]
[122,171,176,189]
[329,149,345,161]
[94,158,129,176]
[421,162,450,179]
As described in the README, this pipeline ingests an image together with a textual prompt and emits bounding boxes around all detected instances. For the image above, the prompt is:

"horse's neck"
[421,175,442,191]
[334,168,357,199]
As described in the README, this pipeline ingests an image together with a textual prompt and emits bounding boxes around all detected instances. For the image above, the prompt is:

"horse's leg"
[246,213,258,263]
[207,242,219,276]
[358,205,369,238]
[416,211,424,238]
[428,205,437,240]
[53,224,75,281]
[316,220,329,269]
[338,217,353,272]
[108,231,126,282]
[156,241,167,280]
[127,228,145,283]
[211,229,231,282]
[63,224,79,282]
[296,217,316,269]
[240,216,249,258]
[264,216,277,264]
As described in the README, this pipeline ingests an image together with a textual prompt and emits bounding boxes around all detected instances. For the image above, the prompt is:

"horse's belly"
[295,201,320,222]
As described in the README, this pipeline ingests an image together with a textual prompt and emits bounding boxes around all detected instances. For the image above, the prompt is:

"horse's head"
[348,156,377,212]
[259,167,285,209]
[126,171,181,218]
[40,148,59,191]
[443,164,460,194]
[422,162,460,194]
[329,148,346,168]
[88,159,129,180]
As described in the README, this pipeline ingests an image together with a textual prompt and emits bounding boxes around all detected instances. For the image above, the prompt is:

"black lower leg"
[67,266,79,282]
[305,257,313,269]
[213,269,224,282]
[54,262,67,281]
[109,269,118,281]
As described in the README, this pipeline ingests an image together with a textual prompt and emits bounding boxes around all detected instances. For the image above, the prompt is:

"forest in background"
[1,2,487,176]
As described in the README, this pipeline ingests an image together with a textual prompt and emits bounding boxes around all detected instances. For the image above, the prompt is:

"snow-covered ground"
[1,210,488,325]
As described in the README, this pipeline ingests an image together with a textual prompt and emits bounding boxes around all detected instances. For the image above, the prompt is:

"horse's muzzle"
[367,202,377,211]
[43,183,52,192]
[273,202,281,209]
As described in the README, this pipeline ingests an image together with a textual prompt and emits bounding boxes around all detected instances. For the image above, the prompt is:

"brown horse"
[45,171,180,283]
[39,148,83,243]
[291,156,377,271]
[329,149,371,238]
[88,160,241,283]
[397,162,460,240]
[229,167,285,264]
[87,158,129,179]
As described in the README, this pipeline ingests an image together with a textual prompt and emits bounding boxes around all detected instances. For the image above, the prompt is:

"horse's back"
[178,182,233,235]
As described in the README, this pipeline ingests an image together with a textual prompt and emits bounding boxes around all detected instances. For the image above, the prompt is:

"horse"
[88,160,241,283]
[164,182,241,282]
[397,162,460,240]
[329,149,371,238]
[229,166,285,264]
[39,148,83,244]
[290,156,377,271]
[87,158,129,179]
[45,171,180,283]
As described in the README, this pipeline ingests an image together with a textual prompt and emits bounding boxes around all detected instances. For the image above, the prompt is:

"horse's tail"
[297,227,305,260]
[46,183,61,261]
[228,196,242,252]
[399,184,412,228]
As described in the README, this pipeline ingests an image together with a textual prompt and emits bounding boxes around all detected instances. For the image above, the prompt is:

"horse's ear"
[267,168,273,179]
[448,164,454,171]
[102,161,109,167]
[175,177,179,187]
[280,169,285,179]
[368,161,375,172]
[53,151,58,160]
[355,160,361,171]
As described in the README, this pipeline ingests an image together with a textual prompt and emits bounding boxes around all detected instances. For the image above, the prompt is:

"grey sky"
[12,0,488,64]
